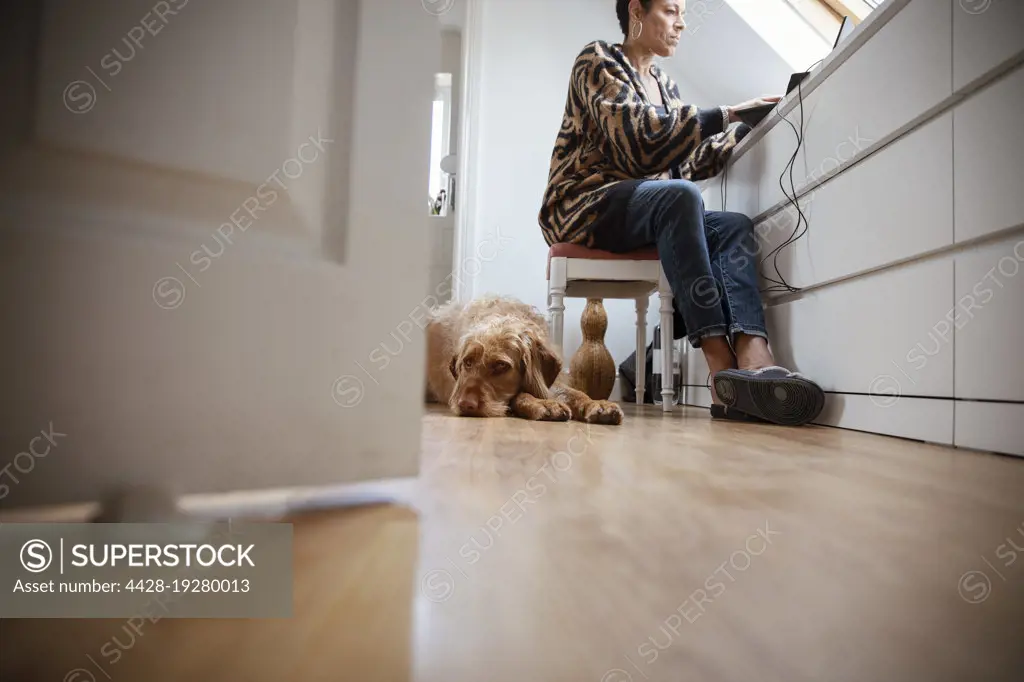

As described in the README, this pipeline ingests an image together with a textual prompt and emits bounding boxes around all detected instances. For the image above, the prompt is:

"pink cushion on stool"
[546,243,659,280]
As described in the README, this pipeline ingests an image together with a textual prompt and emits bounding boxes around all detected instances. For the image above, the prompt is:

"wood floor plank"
[2,404,1023,681]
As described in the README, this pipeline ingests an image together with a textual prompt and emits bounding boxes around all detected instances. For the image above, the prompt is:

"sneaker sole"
[709,403,770,423]
[713,370,825,426]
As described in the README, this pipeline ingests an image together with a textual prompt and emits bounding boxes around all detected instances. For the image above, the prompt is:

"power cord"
[757,70,809,294]
[758,57,826,294]
[720,153,729,217]
[720,58,825,295]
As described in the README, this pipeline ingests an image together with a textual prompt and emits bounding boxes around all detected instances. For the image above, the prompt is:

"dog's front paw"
[582,400,623,425]
[531,399,572,422]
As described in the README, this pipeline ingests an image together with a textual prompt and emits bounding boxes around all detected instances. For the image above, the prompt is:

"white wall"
[442,28,462,156]
[462,0,717,371]
[666,0,805,108]
[425,28,462,301]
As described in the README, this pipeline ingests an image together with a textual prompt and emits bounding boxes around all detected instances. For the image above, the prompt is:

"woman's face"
[634,0,686,57]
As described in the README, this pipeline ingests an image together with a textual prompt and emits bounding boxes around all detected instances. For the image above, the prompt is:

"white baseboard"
[610,373,623,402]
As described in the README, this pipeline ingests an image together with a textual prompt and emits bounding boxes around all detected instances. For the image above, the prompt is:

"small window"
[427,73,453,216]
[786,0,883,42]
[780,0,843,45]
[724,0,883,72]
[818,0,883,22]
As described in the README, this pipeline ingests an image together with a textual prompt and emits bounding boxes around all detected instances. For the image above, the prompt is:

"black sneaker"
[712,366,825,426]
[709,403,770,423]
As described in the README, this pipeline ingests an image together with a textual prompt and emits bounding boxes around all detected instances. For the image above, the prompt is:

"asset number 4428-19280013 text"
[125,578,251,593]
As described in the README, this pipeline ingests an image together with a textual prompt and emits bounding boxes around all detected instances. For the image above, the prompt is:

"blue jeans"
[591,179,768,349]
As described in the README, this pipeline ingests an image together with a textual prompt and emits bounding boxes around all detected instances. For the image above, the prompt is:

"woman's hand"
[726,95,783,124]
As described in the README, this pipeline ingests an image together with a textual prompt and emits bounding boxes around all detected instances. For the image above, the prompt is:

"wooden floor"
[4,404,1024,681]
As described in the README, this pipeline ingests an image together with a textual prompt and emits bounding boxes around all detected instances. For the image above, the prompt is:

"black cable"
[756,57,826,294]
[716,57,826,294]
[758,76,807,293]
[720,153,729,212]
[765,69,811,289]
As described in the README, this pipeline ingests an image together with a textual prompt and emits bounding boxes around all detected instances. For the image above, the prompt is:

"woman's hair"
[616,0,654,35]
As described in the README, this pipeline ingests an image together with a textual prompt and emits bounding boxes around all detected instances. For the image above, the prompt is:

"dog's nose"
[458,397,479,414]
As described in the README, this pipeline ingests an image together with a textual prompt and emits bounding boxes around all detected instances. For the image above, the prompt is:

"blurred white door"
[0,0,439,512]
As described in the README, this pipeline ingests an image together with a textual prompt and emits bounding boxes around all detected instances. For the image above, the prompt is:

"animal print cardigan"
[538,40,751,247]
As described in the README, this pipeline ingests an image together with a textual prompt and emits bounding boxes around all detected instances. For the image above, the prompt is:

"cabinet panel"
[753,112,953,290]
[763,258,954,398]
[954,65,1024,243]
[728,0,952,219]
[791,0,951,210]
[953,0,1024,91]
[817,393,954,446]
[682,384,714,410]
[954,401,1024,458]
[682,343,710,389]
[681,385,954,446]
[953,232,1024,401]
[711,156,761,219]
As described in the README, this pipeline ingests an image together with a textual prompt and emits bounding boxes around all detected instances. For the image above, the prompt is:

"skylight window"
[724,0,882,72]
[781,0,843,45]
[818,0,882,22]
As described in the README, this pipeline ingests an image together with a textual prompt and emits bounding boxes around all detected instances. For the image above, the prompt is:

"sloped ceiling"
[435,0,466,30]
[451,0,799,112]
[660,0,797,108]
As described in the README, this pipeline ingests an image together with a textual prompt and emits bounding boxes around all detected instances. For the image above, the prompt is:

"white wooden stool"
[546,243,675,411]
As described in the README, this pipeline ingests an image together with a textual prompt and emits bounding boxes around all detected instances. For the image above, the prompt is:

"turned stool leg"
[568,299,616,400]
[548,257,567,355]
[658,271,674,412]
[635,295,648,405]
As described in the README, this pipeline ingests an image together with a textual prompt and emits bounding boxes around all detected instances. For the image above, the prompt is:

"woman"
[538,0,824,426]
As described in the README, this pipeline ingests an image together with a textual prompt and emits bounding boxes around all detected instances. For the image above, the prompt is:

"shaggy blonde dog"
[425,295,623,424]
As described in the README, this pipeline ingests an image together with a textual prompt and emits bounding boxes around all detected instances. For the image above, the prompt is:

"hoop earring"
[631,19,643,40]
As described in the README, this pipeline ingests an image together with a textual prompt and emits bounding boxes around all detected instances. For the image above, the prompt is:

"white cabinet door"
[953,0,1024,91]
[0,0,440,511]
[762,257,955,399]
[728,0,952,219]
[955,401,1024,458]
[953,233,1024,402]
[753,111,954,291]
[954,64,1024,244]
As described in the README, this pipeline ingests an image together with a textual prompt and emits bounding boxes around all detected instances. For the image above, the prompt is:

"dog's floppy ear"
[519,330,562,398]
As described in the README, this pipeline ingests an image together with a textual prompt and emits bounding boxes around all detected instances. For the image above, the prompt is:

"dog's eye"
[463,358,473,369]
[491,361,511,374]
